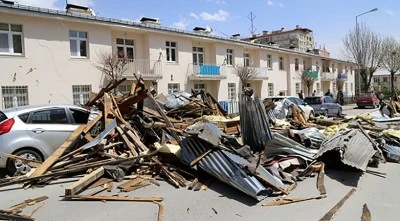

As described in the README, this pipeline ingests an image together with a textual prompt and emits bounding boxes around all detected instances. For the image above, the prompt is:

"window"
[266,54,272,69]
[246,83,251,88]
[268,83,274,96]
[228,83,236,100]
[31,108,67,124]
[383,77,388,83]
[295,82,300,94]
[69,31,88,57]
[243,53,250,67]
[116,38,134,59]
[332,82,336,93]
[226,49,234,65]
[166,41,177,62]
[0,23,23,54]
[345,83,348,93]
[192,47,204,65]
[18,113,30,123]
[72,85,92,105]
[69,108,89,124]
[373,78,379,83]
[294,58,299,71]
[316,82,321,94]
[279,57,284,70]
[1,86,29,109]
[303,59,306,70]
[193,83,205,93]
[168,83,180,94]
[118,84,132,94]
[316,61,320,72]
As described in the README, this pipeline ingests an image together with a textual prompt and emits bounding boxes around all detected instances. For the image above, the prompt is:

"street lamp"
[355,8,378,95]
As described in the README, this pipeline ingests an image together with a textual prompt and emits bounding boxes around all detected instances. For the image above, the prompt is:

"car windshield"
[304,97,322,105]
[0,111,7,123]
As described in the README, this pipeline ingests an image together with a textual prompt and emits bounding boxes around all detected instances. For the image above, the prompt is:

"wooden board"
[116,126,138,156]
[28,124,86,178]
[65,166,105,195]
[63,194,163,202]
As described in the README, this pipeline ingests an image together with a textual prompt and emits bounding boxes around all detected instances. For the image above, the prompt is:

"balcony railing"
[251,67,269,80]
[321,72,337,81]
[188,63,226,80]
[337,73,348,80]
[123,59,162,79]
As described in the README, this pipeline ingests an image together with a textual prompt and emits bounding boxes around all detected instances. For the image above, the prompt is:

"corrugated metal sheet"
[316,129,376,171]
[265,133,316,162]
[240,94,273,152]
[180,137,272,201]
[383,144,400,162]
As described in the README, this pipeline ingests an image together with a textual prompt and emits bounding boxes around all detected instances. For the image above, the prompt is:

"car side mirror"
[304,102,308,106]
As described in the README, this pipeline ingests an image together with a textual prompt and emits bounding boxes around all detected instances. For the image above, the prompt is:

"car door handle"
[32,128,45,134]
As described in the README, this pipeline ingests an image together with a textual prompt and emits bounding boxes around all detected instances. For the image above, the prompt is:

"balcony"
[321,72,337,81]
[123,59,162,80]
[187,63,227,80]
[337,73,348,80]
[251,67,269,80]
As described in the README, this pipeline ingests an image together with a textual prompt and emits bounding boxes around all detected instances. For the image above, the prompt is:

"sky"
[15,0,400,59]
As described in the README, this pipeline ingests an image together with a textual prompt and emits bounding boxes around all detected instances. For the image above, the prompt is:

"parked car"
[356,92,380,109]
[0,104,92,175]
[266,96,315,119]
[304,96,342,117]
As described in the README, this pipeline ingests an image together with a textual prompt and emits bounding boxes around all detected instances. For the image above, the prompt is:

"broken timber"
[319,188,356,221]
[65,166,105,195]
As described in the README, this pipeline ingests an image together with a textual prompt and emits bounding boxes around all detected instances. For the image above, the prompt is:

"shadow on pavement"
[0,169,6,179]
[325,168,362,187]
[209,179,259,207]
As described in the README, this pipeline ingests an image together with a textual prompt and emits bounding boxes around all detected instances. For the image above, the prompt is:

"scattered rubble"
[1,75,400,220]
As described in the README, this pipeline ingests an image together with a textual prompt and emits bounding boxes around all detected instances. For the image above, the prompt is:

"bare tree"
[381,37,400,96]
[343,23,383,93]
[299,70,317,96]
[233,66,258,91]
[336,77,345,91]
[95,51,129,91]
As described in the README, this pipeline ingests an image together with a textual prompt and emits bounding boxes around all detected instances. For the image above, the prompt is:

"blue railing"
[199,65,220,75]
[338,73,348,79]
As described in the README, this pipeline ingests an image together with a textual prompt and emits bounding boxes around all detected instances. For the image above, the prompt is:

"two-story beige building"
[0,2,355,109]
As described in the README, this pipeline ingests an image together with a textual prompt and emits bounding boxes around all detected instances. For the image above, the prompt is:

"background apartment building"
[0,2,355,109]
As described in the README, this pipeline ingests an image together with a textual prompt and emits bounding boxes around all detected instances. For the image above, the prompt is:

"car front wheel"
[6,149,43,176]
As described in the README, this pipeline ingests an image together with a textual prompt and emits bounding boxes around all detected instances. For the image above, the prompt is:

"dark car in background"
[356,92,380,109]
[304,96,342,117]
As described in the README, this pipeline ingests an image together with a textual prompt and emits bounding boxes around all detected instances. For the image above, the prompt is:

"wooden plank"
[65,166,105,196]
[153,201,164,221]
[0,210,33,221]
[3,154,42,168]
[116,126,138,156]
[262,195,326,206]
[190,149,213,167]
[103,93,114,127]
[118,177,146,190]
[85,78,127,106]
[319,188,356,221]
[118,90,148,113]
[63,195,163,202]
[5,196,48,213]
[87,177,113,189]
[121,125,148,153]
[28,124,86,178]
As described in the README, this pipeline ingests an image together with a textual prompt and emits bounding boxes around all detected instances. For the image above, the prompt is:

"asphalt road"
[0,106,398,221]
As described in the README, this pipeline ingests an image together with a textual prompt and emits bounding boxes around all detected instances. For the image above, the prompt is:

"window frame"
[268,83,274,96]
[72,85,92,105]
[279,57,284,70]
[29,108,69,125]
[226,49,234,66]
[166,41,177,63]
[116,38,134,59]
[228,83,236,100]
[243,53,250,67]
[192,46,204,65]
[69,30,88,58]
[1,85,29,109]
[0,23,24,55]
[168,83,180,94]
[266,54,272,70]
[193,83,206,94]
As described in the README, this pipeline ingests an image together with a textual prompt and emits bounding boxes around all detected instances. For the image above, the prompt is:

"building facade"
[0,3,355,109]
[371,69,400,93]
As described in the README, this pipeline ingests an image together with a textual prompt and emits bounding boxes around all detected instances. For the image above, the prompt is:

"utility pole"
[248,12,256,36]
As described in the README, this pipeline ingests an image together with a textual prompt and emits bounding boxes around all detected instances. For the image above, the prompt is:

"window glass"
[12,34,22,53]
[80,40,87,57]
[69,108,89,124]
[126,47,134,59]
[78,31,87,38]
[0,23,8,31]
[116,38,124,44]
[10,24,22,32]
[69,31,77,37]
[0,33,9,52]
[70,39,77,56]
[18,112,30,123]
[31,108,67,124]
[0,111,7,123]
[125,39,134,45]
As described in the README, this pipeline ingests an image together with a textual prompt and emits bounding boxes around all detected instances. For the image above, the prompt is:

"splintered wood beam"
[116,126,138,156]
[0,210,33,221]
[103,93,114,127]
[63,194,163,202]
[28,124,86,178]
[5,196,48,213]
[319,188,356,221]
[65,166,105,196]
[361,203,372,221]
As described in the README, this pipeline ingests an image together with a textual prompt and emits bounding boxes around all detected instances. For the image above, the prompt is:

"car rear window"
[0,111,7,123]
[18,113,30,123]
[360,93,373,98]
[69,108,89,124]
[304,97,322,105]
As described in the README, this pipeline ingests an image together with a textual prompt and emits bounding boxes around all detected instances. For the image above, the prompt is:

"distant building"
[244,25,315,53]
[371,69,400,92]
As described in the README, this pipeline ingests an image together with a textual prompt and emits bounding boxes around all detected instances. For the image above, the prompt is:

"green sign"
[305,71,318,78]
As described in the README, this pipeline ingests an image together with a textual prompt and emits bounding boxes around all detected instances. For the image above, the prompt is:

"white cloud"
[205,0,226,4]
[267,0,274,6]
[190,12,199,20]
[385,10,394,15]
[67,0,94,7]
[16,0,58,9]
[267,0,283,7]
[199,10,229,22]
[172,19,190,30]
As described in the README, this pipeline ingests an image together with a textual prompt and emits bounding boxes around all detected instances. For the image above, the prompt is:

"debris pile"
[1,75,400,220]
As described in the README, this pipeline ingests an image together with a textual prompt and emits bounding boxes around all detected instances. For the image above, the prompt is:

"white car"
[266,96,315,119]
